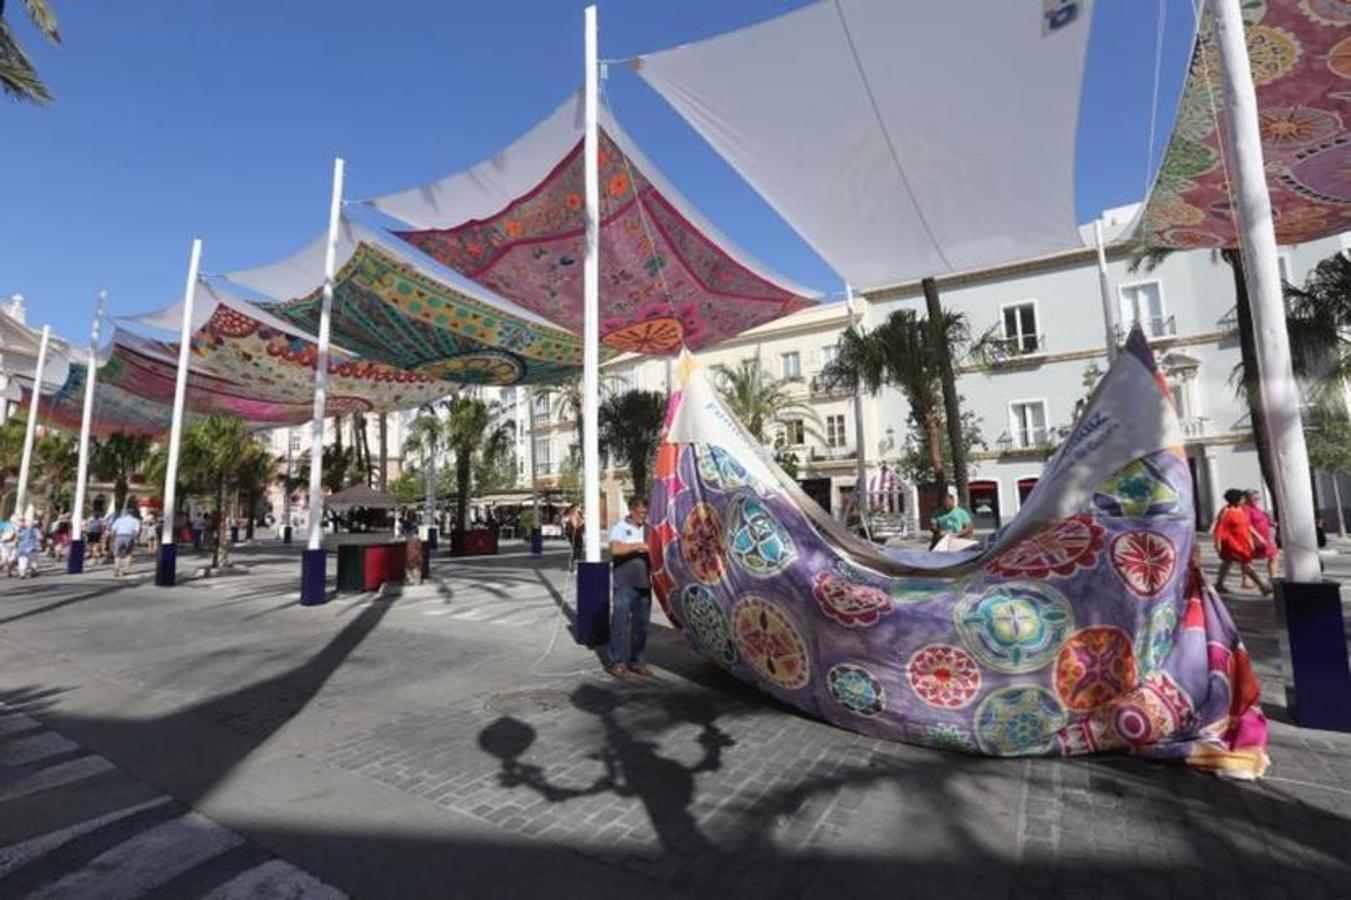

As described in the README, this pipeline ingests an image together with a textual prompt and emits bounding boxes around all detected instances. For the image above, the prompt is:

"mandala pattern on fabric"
[1058,672,1195,754]
[1138,602,1179,674]
[1260,106,1342,148]
[679,584,737,667]
[827,664,885,717]
[726,493,797,578]
[1301,0,1351,27]
[695,444,753,494]
[1109,530,1178,598]
[986,514,1105,579]
[603,317,684,354]
[1092,458,1182,518]
[955,581,1074,674]
[680,503,725,585]
[1054,627,1139,712]
[921,723,978,754]
[418,352,524,385]
[974,687,1068,757]
[732,596,810,690]
[812,569,893,627]
[906,644,982,710]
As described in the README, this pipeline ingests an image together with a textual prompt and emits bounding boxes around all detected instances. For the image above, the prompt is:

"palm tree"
[236,449,280,541]
[442,396,511,548]
[1,0,60,104]
[91,432,154,514]
[598,389,667,497]
[178,415,270,568]
[0,419,26,513]
[714,360,821,447]
[33,431,76,529]
[1284,250,1351,409]
[548,372,623,464]
[823,308,976,489]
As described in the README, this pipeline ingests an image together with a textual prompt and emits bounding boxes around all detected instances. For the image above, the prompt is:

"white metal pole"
[306,158,345,552]
[160,241,203,546]
[71,292,105,542]
[1212,0,1319,583]
[582,4,602,561]
[529,397,540,527]
[283,426,293,537]
[13,324,51,520]
[1094,220,1118,361]
[847,284,868,517]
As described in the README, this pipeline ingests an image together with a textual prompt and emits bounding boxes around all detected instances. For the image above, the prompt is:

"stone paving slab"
[0,540,1350,897]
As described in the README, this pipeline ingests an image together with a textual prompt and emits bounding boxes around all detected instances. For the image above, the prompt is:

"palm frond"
[21,0,60,42]
[0,22,51,104]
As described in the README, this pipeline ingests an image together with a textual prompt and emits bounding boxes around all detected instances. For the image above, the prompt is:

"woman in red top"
[1244,489,1278,585]
[1213,488,1270,595]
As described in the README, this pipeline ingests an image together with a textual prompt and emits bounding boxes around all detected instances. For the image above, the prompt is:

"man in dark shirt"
[602,497,652,680]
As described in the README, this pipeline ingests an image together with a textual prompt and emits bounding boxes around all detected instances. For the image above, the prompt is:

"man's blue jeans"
[602,585,651,669]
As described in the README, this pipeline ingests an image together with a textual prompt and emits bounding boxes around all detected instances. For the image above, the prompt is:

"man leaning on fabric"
[603,496,653,680]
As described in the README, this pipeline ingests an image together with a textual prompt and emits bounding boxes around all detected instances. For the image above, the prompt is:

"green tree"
[177,415,271,568]
[33,430,76,528]
[1,0,60,104]
[823,308,983,489]
[0,419,27,513]
[598,389,667,496]
[714,360,821,446]
[1306,414,1351,539]
[91,432,154,514]
[442,396,511,543]
[388,468,423,505]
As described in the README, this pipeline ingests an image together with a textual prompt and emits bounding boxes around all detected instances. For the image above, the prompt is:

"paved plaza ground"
[1,537,1351,898]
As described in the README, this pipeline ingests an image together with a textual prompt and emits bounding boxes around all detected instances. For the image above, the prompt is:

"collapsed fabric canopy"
[363,89,818,354]
[634,0,1094,289]
[1138,1,1351,249]
[224,216,584,386]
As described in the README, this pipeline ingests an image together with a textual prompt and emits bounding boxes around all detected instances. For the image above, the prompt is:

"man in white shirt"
[111,509,141,577]
[602,497,652,680]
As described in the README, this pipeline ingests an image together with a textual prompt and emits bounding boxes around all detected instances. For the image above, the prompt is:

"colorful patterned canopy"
[261,240,583,386]
[650,332,1268,778]
[366,92,817,355]
[1139,0,1351,249]
[27,361,174,437]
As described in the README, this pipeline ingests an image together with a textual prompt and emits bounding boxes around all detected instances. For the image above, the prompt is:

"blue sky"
[1,0,1198,346]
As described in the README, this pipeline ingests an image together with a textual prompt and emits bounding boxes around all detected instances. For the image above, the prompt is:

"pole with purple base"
[68,291,105,574]
[575,4,611,641]
[300,158,346,606]
[156,241,202,587]
[1212,0,1350,730]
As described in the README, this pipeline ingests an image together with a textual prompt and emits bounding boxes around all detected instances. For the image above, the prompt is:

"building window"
[289,434,302,453]
[781,419,805,446]
[826,414,847,448]
[1009,401,1048,448]
[1118,281,1169,337]
[780,351,801,380]
[533,438,552,474]
[501,387,516,406]
[820,344,839,367]
[1002,302,1040,354]
[531,393,550,424]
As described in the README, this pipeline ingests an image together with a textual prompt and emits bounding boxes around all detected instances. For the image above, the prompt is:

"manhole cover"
[483,689,571,715]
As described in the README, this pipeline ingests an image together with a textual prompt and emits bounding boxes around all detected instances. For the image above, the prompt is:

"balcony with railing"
[1115,315,1177,341]
[809,445,858,462]
[988,333,1047,362]
[809,374,851,398]
[1180,416,1209,439]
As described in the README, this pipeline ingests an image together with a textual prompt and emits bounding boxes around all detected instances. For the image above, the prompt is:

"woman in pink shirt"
[1245,489,1278,585]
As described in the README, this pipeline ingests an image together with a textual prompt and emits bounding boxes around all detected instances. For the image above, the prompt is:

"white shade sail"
[635,0,1095,289]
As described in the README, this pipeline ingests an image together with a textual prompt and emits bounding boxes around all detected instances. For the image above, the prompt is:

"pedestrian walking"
[1214,488,1271,595]
[563,505,585,573]
[1243,490,1278,587]
[111,508,141,577]
[0,516,16,576]
[602,496,653,680]
[14,518,40,578]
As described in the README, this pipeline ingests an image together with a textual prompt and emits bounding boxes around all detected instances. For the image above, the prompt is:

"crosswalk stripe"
[0,797,183,896]
[30,812,244,900]
[0,797,170,880]
[0,753,115,803]
[0,731,80,766]
[0,770,164,847]
[138,842,273,900]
